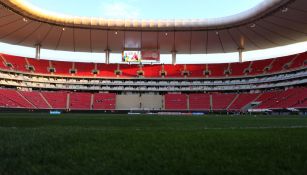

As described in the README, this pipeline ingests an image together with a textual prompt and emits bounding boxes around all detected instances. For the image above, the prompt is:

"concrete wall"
[140,94,163,110]
[116,94,163,110]
[116,94,140,110]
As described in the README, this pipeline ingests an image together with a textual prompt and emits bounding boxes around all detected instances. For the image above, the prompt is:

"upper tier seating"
[27,59,50,74]
[249,59,272,75]
[0,52,305,79]
[142,64,162,77]
[120,64,141,77]
[163,65,184,77]
[50,61,72,75]
[75,62,95,76]
[267,55,294,73]
[207,63,229,77]
[97,64,118,77]
[1,54,29,72]
[230,62,250,76]
[289,53,306,70]
[187,65,205,77]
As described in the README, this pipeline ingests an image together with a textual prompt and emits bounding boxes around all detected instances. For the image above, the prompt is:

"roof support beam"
[171,50,177,65]
[35,44,41,60]
[105,49,110,64]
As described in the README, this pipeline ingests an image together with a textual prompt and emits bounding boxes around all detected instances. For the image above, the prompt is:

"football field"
[0,113,306,175]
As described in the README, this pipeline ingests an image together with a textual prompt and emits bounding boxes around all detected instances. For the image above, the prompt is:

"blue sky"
[25,0,264,19]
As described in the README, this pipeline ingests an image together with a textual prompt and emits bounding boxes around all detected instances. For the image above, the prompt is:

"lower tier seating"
[93,93,116,110]
[69,92,92,110]
[19,91,50,109]
[189,94,211,110]
[165,94,188,110]
[41,91,68,109]
[0,87,306,111]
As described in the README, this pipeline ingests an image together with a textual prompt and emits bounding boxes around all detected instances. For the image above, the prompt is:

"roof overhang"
[0,0,306,55]
[2,0,291,30]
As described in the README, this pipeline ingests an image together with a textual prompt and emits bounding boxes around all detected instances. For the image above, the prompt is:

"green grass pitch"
[0,113,307,175]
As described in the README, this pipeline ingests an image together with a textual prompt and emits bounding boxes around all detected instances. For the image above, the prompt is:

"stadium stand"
[0,53,305,78]
[69,92,92,110]
[0,89,33,108]
[19,91,50,109]
[41,91,68,109]
[211,93,237,111]
[228,93,259,111]
[189,94,211,110]
[92,93,116,110]
[165,93,187,110]
[0,87,306,111]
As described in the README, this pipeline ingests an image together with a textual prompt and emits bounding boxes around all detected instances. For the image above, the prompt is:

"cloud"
[99,1,141,19]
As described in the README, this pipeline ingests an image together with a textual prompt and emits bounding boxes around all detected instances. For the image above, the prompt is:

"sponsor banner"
[141,50,160,61]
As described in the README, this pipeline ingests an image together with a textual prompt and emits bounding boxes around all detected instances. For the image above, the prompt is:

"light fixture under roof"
[281,7,288,13]
[250,23,256,28]
[22,18,28,22]
[62,27,65,31]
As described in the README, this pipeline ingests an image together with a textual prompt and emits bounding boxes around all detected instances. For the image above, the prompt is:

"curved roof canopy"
[0,0,306,54]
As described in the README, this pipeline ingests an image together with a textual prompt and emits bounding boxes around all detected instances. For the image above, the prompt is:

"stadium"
[0,0,306,174]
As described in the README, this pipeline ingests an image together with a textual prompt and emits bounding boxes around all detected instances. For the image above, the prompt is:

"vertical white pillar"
[238,48,244,63]
[105,49,110,64]
[171,50,177,65]
[35,44,41,60]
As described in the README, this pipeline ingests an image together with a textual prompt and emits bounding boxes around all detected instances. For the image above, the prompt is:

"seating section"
[255,87,307,109]
[230,62,250,76]
[69,92,92,110]
[0,55,7,69]
[249,59,272,75]
[212,93,236,111]
[50,61,72,75]
[0,88,307,111]
[93,93,116,110]
[19,91,50,109]
[143,64,162,77]
[187,65,205,77]
[97,64,117,77]
[0,89,33,108]
[268,55,293,73]
[290,53,307,69]
[0,52,306,78]
[165,94,187,110]
[27,59,50,74]
[189,94,211,110]
[207,63,229,77]
[163,65,184,77]
[75,63,95,76]
[41,91,68,109]
[120,64,140,77]
[1,54,29,72]
[228,93,259,111]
